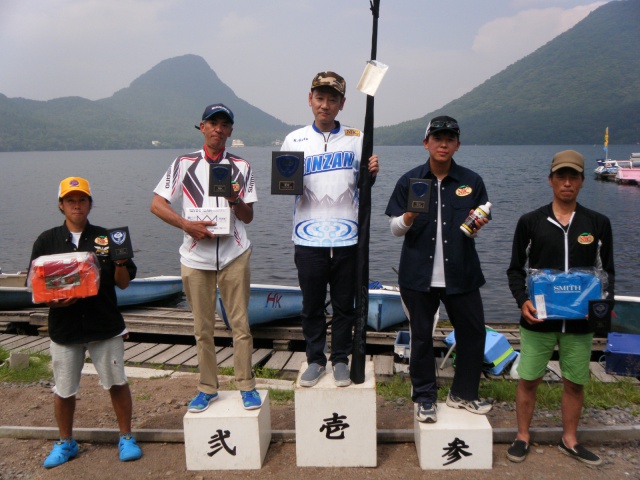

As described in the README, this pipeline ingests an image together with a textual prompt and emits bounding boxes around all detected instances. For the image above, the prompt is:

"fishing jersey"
[153,148,257,270]
[506,202,615,333]
[281,122,363,247]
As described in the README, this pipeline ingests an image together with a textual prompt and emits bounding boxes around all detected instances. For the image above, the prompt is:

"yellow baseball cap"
[58,177,92,199]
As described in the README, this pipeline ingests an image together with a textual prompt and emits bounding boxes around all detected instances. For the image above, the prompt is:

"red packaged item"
[28,252,101,303]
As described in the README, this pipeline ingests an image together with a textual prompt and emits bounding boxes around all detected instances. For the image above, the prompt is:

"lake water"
[1,144,638,323]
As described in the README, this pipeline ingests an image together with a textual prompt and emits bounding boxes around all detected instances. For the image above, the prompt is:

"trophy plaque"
[271,151,303,195]
[107,226,134,260]
[588,299,614,337]
[406,178,432,213]
[209,163,232,197]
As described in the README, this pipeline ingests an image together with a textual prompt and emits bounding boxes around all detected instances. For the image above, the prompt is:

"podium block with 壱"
[294,361,377,467]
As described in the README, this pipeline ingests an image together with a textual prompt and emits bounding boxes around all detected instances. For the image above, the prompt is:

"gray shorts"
[50,335,128,398]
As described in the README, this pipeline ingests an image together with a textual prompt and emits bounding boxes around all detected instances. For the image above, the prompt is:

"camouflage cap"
[311,71,346,96]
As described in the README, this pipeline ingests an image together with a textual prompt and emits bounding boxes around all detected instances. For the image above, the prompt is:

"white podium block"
[414,402,492,470]
[184,390,271,470]
[295,361,377,467]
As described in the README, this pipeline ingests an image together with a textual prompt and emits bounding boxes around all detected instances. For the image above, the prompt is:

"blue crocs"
[119,434,143,462]
[188,391,219,413]
[43,439,78,468]
[241,389,262,410]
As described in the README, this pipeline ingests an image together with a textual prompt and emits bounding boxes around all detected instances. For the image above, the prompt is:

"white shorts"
[50,336,128,398]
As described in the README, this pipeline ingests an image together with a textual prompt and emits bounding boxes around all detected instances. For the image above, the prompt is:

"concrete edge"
[2,425,638,444]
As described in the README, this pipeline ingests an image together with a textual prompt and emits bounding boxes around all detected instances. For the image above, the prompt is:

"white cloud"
[472,3,606,65]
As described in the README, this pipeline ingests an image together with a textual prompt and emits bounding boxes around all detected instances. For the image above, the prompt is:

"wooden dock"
[0,306,623,382]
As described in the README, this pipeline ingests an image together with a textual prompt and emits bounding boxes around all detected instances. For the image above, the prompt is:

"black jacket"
[29,222,136,344]
[506,203,614,333]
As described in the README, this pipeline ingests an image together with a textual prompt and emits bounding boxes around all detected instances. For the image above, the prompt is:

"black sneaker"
[506,439,529,463]
[558,440,602,466]
[416,402,437,423]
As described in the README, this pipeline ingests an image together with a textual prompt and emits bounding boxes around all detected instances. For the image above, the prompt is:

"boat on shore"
[0,273,183,310]
[216,283,408,331]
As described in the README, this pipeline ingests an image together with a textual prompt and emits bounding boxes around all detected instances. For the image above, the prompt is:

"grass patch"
[268,388,294,405]
[376,373,640,414]
[377,374,412,401]
[0,347,53,384]
[219,366,283,380]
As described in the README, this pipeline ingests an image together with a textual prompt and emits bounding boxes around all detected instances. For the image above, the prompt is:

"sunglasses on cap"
[429,121,459,130]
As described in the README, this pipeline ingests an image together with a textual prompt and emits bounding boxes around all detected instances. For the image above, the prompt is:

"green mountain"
[0,54,296,151]
[376,0,640,145]
[0,0,637,151]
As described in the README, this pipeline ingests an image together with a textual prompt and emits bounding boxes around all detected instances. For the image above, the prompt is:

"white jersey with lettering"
[281,122,363,247]
[153,148,258,270]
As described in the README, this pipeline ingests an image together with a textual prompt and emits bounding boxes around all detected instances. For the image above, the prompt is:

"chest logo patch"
[578,233,594,245]
[344,129,360,137]
[456,185,472,196]
[95,236,108,246]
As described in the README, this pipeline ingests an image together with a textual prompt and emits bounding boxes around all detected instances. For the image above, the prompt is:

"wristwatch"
[115,262,127,267]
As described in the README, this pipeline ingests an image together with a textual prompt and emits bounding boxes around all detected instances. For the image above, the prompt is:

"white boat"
[231,139,245,147]
[594,158,620,181]
[0,273,183,310]
[216,283,408,331]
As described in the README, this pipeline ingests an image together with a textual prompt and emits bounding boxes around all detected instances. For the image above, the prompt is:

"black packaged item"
[107,226,134,261]
[589,299,614,337]
[406,178,432,213]
[209,164,232,197]
[271,151,303,195]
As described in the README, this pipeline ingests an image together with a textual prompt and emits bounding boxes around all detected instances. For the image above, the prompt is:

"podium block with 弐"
[183,390,271,470]
[414,403,492,470]
[294,361,377,467]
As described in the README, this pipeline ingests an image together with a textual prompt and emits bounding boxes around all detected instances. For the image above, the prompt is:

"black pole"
[351,0,380,384]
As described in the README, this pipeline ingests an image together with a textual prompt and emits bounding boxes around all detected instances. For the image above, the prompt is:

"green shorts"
[517,327,593,385]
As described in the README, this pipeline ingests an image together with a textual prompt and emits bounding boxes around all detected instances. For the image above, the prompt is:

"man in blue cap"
[151,103,262,412]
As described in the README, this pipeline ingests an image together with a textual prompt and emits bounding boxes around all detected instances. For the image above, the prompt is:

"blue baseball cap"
[195,103,234,130]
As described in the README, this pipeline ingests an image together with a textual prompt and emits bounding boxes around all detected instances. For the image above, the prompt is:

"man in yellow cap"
[28,177,142,468]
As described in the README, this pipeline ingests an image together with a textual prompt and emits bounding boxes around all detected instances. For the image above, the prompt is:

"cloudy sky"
[0,0,608,128]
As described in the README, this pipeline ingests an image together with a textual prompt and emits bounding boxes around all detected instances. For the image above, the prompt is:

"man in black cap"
[505,150,614,465]
[151,103,262,412]
[385,116,492,424]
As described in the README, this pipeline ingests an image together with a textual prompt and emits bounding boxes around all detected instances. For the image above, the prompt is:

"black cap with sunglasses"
[424,115,460,139]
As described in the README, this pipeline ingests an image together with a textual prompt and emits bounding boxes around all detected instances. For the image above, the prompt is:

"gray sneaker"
[332,362,351,387]
[300,363,326,387]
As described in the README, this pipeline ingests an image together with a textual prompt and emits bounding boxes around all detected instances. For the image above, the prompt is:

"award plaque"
[406,178,432,213]
[271,151,303,195]
[209,163,232,197]
[588,299,614,337]
[107,226,134,260]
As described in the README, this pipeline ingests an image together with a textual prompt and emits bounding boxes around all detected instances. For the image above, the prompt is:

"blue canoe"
[216,283,408,331]
[0,273,183,310]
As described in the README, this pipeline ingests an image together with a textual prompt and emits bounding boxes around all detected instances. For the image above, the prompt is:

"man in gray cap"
[506,150,615,466]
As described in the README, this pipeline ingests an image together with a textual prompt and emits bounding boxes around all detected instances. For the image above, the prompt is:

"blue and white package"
[528,269,603,320]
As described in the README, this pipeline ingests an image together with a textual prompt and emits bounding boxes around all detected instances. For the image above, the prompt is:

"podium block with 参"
[294,361,377,467]
[414,402,492,470]
[183,390,271,470]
